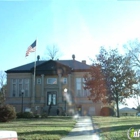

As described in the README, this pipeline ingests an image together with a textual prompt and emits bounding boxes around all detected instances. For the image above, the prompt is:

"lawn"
[0,116,76,140]
[93,116,140,140]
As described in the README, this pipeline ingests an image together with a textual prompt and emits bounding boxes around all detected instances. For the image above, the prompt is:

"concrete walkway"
[61,116,100,140]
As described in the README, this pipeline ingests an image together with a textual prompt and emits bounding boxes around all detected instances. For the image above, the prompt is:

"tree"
[0,104,16,122]
[131,82,140,108]
[124,39,140,68]
[0,71,6,88]
[0,71,6,105]
[137,105,140,113]
[100,107,115,116]
[84,47,138,117]
[124,39,140,109]
[84,64,108,103]
[43,44,62,60]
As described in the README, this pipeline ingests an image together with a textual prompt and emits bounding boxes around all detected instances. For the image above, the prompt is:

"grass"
[0,116,76,140]
[92,116,140,140]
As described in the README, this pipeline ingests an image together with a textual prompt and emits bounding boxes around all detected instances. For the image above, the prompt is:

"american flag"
[25,40,36,57]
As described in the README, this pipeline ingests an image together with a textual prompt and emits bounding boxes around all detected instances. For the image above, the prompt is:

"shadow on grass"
[18,129,96,138]
[95,124,140,133]
[16,117,73,122]
[93,119,140,124]
[0,123,75,129]
[18,130,70,136]
[31,123,75,127]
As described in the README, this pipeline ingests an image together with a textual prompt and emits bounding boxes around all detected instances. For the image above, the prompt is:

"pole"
[64,88,67,115]
[65,100,66,112]
[21,92,24,113]
[31,39,37,107]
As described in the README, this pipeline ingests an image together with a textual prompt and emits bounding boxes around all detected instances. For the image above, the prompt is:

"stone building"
[5,56,101,116]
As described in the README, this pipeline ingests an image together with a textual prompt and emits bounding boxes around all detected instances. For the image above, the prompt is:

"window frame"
[47,78,57,84]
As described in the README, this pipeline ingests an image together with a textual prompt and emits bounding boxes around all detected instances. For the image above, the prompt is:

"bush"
[34,114,41,118]
[41,113,48,118]
[100,107,115,116]
[16,112,23,118]
[0,104,16,122]
[17,112,34,118]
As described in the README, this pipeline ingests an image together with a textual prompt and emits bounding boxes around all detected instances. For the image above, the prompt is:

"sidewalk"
[61,116,100,140]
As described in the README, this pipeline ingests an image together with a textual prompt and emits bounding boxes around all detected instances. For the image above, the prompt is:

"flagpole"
[32,39,37,108]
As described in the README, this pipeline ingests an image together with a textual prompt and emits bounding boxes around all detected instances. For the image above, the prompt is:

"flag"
[25,40,36,57]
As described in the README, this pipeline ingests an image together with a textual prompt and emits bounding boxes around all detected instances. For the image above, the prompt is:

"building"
[119,107,138,116]
[5,55,102,116]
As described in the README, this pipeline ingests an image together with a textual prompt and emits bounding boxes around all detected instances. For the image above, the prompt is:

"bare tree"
[43,44,62,60]
[124,39,140,68]
[0,71,6,105]
[124,39,140,108]
[0,71,6,89]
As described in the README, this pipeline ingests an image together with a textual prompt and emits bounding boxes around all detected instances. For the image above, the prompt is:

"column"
[40,74,44,103]
[68,74,72,102]
[58,73,62,102]
[31,74,35,106]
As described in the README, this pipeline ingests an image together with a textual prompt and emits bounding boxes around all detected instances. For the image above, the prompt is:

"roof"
[119,107,138,113]
[6,61,45,73]
[58,60,90,70]
[6,59,90,73]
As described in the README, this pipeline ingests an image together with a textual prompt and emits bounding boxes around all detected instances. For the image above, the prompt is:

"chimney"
[82,60,86,64]
[37,55,40,61]
[72,54,75,60]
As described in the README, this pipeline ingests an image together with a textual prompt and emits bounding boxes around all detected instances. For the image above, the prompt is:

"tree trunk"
[116,98,120,118]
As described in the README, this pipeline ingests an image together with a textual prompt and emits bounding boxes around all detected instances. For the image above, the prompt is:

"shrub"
[16,112,23,118]
[0,104,16,122]
[17,112,34,118]
[34,114,41,118]
[41,113,48,118]
[100,107,115,116]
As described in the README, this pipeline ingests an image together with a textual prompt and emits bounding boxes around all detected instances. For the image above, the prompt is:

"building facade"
[5,57,102,116]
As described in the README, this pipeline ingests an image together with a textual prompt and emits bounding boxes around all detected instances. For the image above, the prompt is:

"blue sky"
[1,0,140,107]
[1,0,140,71]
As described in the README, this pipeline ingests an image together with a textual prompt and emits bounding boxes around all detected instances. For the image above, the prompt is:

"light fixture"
[64,88,67,92]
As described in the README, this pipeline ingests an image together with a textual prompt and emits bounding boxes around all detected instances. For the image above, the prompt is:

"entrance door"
[47,91,57,106]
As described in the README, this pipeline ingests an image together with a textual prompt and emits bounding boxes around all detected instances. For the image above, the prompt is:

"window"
[13,79,17,84]
[12,79,17,97]
[82,78,90,97]
[24,79,29,84]
[24,79,29,97]
[75,78,90,97]
[47,78,57,84]
[19,79,23,84]
[47,91,57,105]
[11,79,29,97]
[12,84,16,97]
[18,84,22,96]
[76,78,81,90]
[83,89,90,97]
[24,84,29,97]
[76,78,82,97]
[37,78,41,84]
[62,78,67,84]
